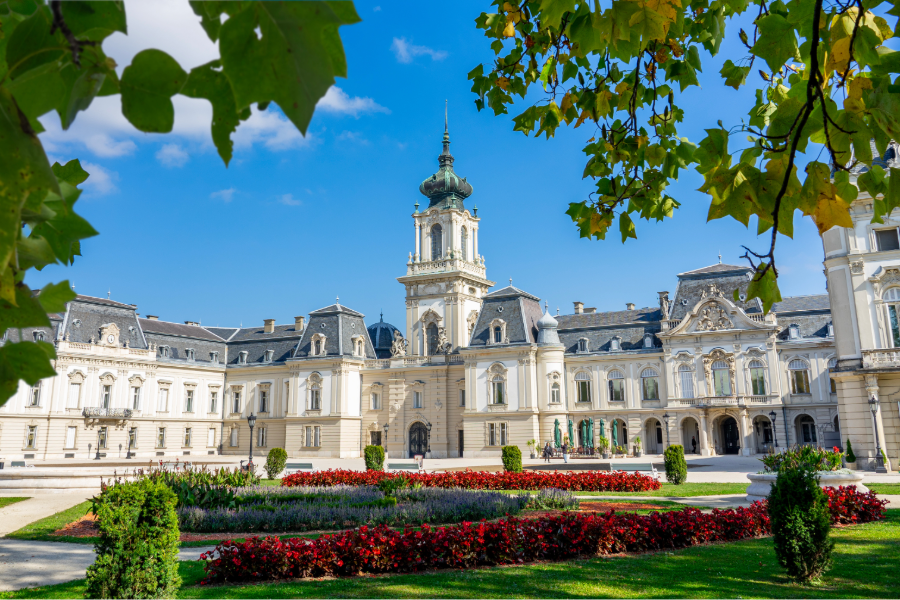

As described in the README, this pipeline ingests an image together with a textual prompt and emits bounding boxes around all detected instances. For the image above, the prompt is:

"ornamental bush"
[823,485,887,524]
[364,445,385,471]
[664,445,687,485]
[769,466,834,583]
[845,439,856,463]
[501,445,523,473]
[85,479,181,599]
[761,445,842,473]
[264,448,288,480]
[281,468,661,492]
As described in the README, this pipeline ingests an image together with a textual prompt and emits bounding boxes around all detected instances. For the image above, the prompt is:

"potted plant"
[844,439,857,470]
[597,436,610,459]
[526,439,538,459]
[634,436,643,458]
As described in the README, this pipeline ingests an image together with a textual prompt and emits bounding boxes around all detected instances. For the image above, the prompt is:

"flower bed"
[281,469,660,492]
[178,485,530,533]
[199,485,885,585]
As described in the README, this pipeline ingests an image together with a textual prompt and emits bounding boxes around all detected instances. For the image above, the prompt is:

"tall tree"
[469,0,899,308]
[0,1,359,406]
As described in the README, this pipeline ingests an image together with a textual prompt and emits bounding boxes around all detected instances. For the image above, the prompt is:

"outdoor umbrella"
[599,418,605,440]
[611,420,618,449]
[567,418,574,446]
[588,418,594,448]
[580,419,587,447]
[554,418,561,448]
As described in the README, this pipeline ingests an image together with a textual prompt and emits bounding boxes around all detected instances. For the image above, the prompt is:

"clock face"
[107,334,115,344]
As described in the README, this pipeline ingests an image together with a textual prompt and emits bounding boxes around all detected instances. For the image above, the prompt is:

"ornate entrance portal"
[409,422,428,457]
[722,417,740,454]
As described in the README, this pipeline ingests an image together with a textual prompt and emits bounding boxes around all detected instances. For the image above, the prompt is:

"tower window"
[431,224,443,260]
[461,226,468,260]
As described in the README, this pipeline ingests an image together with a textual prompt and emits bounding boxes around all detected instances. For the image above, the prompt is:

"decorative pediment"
[662,296,772,337]
[421,308,443,326]
[696,303,733,331]
[869,265,900,298]
[99,323,120,347]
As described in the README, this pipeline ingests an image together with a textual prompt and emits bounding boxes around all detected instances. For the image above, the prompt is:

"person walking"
[562,442,569,463]
[543,441,552,463]
[691,436,697,454]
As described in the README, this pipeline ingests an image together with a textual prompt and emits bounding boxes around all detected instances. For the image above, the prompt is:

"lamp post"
[246,413,257,471]
[869,396,887,473]
[662,412,671,448]
[382,423,389,457]
[426,421,433,456]
[768,410,779,449]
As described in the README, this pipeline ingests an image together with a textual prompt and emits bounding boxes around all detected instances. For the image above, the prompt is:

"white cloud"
[373,5,381,11]
[336,130,370,145]
[80,162,118,196]
[279,193,302,206]
[391,37,448,64]
[233,106,317,151]
[83,134,137,157]
[210,188,236,202]
[317,87,389,117]
[155,143,190,168]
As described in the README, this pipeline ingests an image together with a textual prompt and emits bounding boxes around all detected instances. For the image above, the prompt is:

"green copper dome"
[418,111,473,210]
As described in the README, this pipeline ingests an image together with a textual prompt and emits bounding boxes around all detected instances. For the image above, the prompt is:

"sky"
[31,0,831,330]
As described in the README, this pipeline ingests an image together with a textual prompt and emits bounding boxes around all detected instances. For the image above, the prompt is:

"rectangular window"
[132,387,141,410]
[500,422,508,446]
[157,427,166,448]
[210,391,218,414]
[207,428,216,447]
[876,228,900,251]
[185,389,194,412]
[65,426,76,449]
[890,305,900,348]
[577,381,590,403]
[309,389,320,410]
[679,371,694,399]
[257,427,267,447]
[232,391,241,414]
[750,368,767,395]
[25,425,37,449]
[713,369,731,396]
[29,383,40,407]
[488,423,496,446]
[101,385,111,409]
[314,426,321,447]
[259,389,268,413]
[371,392,380,410]
[305,426,312,447]
[492,381,505,404]
[459,389,466,407]
[413,391,423,409]
[98,426,108,449]
[158,388,169,412]
[67,382,81,408]
[184,428,192,447]
[642,376,660,400]
[370,431,382,446]
[230,428,238,447]
[608,379,624,402]
[791,369,810,394]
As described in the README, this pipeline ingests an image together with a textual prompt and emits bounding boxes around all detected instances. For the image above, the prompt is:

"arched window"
[493,326,502,343]
[461,226,468,260]
[550,382,561,403]
[314,340,321,355]
[712,360,732,396]
[828,357,837,393]
[608,370,625,402]
[797,414,817,444]
[678,364,694,399]
[431,224,443,260]
[885,287,900,347]
[788,359,811,394]
[427,323,439,355]
[641,368,659,400]
[575,372,591,403]
[491,375,505,405]
[309,383,321,410]
[748,360,767,395]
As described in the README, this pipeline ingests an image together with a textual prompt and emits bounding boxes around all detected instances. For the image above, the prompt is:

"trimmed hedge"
[85,479,181,598]
[364,445,386,471]
[282,468,661,492]
[664,444,687,485]
[264,448,288,480]
[845,439,856,463]
[501,445,523,473]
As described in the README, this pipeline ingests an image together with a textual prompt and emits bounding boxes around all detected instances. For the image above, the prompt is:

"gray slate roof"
[771,295,830,313]
[469,287,542,346]
[292,304,376,360]
[60,296,146,348]
[139,319,225,342]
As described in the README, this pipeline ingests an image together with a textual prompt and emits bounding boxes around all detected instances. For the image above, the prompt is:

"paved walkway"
[0,539,217,592]
[0,493,93,537]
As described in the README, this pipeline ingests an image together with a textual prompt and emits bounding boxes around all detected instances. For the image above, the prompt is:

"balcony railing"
[669,395,775,407]
[862,348,900,369]
[83,407,132,419]
[405,257,486,278]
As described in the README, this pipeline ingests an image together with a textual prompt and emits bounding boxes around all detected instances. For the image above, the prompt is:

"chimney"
[295,316,305,331]
[626,303,635,310]
[584,307,597,314]
[184,320,199,327]
[263,319,275,334]
[146,315,159,321]
[573,301,584,314]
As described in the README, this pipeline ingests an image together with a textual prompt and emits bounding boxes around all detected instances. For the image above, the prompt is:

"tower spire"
[441,99,451,157]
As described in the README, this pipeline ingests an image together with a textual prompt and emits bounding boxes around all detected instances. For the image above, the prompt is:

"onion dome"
[418,106,473,210]
[367,312,400,359]
[537,303,561,345]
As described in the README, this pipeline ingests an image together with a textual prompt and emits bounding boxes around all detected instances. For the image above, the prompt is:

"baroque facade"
[7,123,892,467]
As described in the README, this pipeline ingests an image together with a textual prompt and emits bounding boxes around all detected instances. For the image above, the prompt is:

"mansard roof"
[556,307,661,329]
[204,327,240,341]
[771,294,830,313]
[292,303,376,359]
[483,285,540,301]
[60,295,147,348]
[309,303,364,317]
[139,319,226,342]
[469,286,542,345]
[677,263,753,278]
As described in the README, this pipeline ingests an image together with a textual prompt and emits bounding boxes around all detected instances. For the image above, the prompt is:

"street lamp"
[246,413,257,471]
[768,410,779,449]
[382,423,389,456]
[869,396,887,473]
[426,421,433,455]
[662,412,671,448]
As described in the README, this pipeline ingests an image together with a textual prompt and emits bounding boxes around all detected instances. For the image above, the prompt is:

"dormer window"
[310,333,327,356]
[238,351,248,365]
[494,327,502,343]
[643,333,654,349]
[788,324,800,339]
[159,345,170,358]
[33,331,44,342]
[263,349,274,363]
[210,351,219,363]
[577,338,589,353]
[488,319,507,345]
[185,348,195,361]
[314,340,321,354]
[827,322,834,337]
[610,336,621,351]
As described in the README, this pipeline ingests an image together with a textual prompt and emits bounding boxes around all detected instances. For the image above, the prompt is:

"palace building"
[1,128,896,471]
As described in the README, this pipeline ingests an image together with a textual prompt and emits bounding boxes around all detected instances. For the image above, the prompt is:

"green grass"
[5,510,899,599]
[5,501,93,544]
[0,497,30,509]
[258,479,281,487]
[867,483,900,494]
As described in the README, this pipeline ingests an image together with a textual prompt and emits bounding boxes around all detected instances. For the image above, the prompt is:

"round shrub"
[769,465,834,582]
[501,445,523,473]
[86,479,181,598]
[264,448,288,480]
[364,444,386,471]
[664,444,687,485]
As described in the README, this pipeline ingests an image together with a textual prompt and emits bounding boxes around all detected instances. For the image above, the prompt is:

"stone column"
[740,409,753,456]
[865,375,893,471]
[414,222,420,261]
[699,412,710,456]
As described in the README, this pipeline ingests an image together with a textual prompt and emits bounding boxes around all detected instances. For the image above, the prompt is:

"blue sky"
[32,0,829,330]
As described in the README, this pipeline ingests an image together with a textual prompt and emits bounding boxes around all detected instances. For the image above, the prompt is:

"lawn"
[0,497,30,509]
[5,501,93,544]
[4,510,898,599]
[867,482,900,494]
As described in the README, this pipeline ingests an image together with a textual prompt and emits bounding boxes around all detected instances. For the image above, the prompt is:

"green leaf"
[719,59,749,89]
[60,1,127,41]
[5,7,65,80]
[218,1,361,136]
[37,280,76,313]
[181,61,243,165]
[746,266,782,314]
[750,14,799,72]
[0,341,57,405]
[120,49,188,133]
[0,285,51,331]
[538,0,579,30]
[619,211,637,242]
